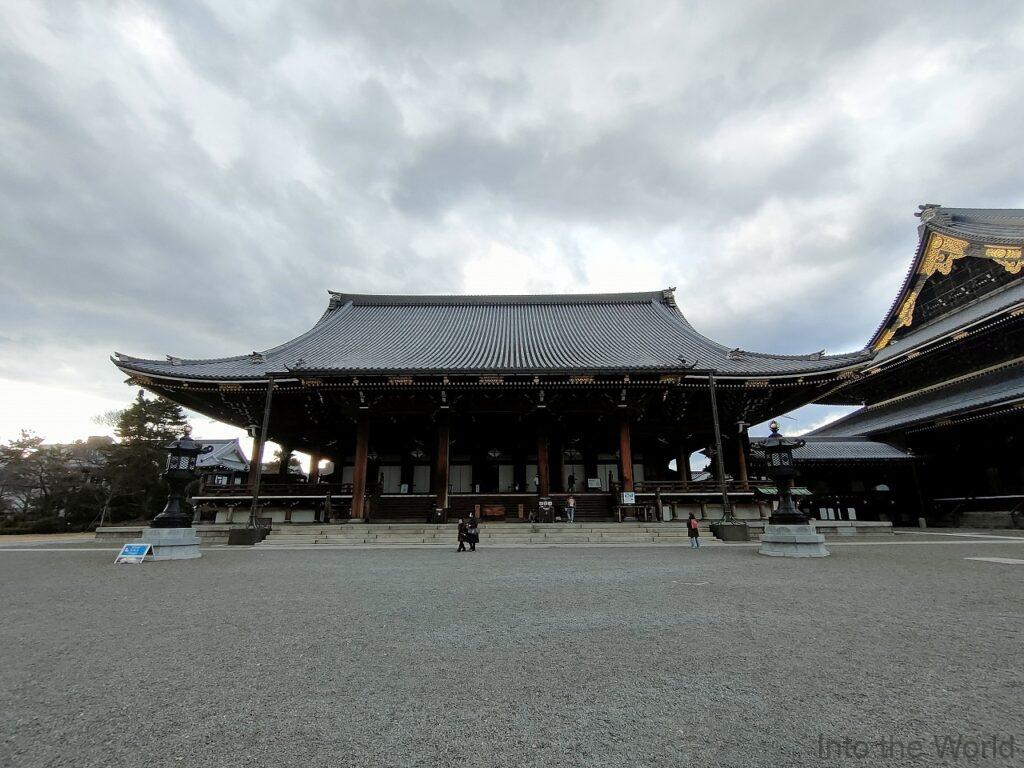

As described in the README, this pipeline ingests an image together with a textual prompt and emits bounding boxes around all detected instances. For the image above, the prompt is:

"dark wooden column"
[582,427,598,487]
[553,434,565,493]
[277,445,292,476]
[677,444,691,489]
[308,448,321,484]
[433,410,450,509]
[736,423,750,491]
[537,420,550,497]
[618,410,634,492]
[248,379,275,525]
[247,432,264,488]
[351,412,370,519]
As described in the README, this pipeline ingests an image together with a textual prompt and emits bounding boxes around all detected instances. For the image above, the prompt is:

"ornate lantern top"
[759,420,806,452]
[162,426,213,473]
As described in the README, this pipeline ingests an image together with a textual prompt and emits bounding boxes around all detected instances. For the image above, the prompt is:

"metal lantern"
[152,426,213,529]
[757,420,808,525]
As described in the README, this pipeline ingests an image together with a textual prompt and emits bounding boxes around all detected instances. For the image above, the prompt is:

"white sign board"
[621,491,636,505]
[115,543,152,564]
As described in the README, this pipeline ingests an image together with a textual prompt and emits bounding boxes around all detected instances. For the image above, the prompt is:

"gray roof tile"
[812,363,1024,437]
[113,289,869,380]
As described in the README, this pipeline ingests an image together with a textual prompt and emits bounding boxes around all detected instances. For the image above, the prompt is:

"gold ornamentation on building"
[985,245,1023,274]
[872,327,897,351]
[874,233,970,350]
[919,234,968,277]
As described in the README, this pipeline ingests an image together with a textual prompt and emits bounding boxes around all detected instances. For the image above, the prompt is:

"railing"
[629,479,774,494]
[200,481,355,497]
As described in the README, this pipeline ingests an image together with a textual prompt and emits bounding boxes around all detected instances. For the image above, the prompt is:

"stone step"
[259,535,714,546]
[258,540,715,548]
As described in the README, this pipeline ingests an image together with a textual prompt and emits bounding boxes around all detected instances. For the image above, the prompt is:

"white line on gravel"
[895,530,1024,541]
[965,557,1024,565]
[0,547,121,552]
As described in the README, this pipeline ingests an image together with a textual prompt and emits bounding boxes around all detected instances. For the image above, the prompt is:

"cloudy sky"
[3,0,1024,452]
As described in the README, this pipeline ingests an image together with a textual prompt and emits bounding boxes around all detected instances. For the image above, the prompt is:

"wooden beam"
[433,410,450,510]
[247,432,263,488]
[308,448,321,484]
[537,420,550,497]
[277,445,291,476]
[619,410,634,492]
[677,444,691,489]
[351,411,370,520]
[248,379,275,526]
[736,423,750,491]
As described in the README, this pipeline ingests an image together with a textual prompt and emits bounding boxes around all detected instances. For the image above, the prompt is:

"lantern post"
[753,421,829,557]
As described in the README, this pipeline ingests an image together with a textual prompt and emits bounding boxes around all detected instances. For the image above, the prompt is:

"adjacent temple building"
[112,205,1024,527]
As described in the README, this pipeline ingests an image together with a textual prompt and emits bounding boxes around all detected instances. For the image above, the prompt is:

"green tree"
[95,391,191,523]
[0,431,100,529]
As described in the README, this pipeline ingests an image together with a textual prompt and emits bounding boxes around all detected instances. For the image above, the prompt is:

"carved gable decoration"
[985,246,1023,275]
[874,233,1021,350]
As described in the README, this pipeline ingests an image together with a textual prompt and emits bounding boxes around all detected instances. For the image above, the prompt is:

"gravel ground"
[1,538,1022,768]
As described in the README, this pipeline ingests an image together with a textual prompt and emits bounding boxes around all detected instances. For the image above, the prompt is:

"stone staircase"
[257,522,720,548]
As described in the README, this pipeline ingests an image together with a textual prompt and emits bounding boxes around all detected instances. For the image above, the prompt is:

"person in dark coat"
[687,513,701,549]
[467,514,479,551]
[456,518,468,552]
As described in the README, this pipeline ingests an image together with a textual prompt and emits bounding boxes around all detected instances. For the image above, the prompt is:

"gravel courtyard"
[2,536,1022,767]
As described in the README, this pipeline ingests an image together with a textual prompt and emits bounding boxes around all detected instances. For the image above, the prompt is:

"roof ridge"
[325,289,673,306]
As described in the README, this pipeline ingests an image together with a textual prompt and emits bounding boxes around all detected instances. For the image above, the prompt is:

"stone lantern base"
[130,527,202,560]
[758,523,829,558]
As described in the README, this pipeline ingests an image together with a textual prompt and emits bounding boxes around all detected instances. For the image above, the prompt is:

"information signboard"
[115,543,152,564]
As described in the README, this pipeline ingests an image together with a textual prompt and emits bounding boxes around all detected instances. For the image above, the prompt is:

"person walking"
[687,513,701,549]
[565,495,576,523]
[567,472,576,492]
[467,514,480,552]
[456,518,468,552]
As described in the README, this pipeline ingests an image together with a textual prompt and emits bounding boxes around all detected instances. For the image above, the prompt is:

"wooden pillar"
[433,411,450,509]
[277,446,292,476]
[736,423,750,491]
[537,421,550,497]
[247,432,263,488]
[582,428,598,487]
[351,412,370,520]
[554,434,565,493]
[248,379,275,525]
[308,449,321,484]
[677,444,691,489]
[619,410,634,492]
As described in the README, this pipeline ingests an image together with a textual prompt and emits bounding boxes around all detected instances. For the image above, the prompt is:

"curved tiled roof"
[112,289,868,381]
[751,437,912,462]
[922,206,1024,245]
[812,362,1024,437]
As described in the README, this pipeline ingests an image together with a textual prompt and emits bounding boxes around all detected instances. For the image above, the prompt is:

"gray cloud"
[2,0,1024,436]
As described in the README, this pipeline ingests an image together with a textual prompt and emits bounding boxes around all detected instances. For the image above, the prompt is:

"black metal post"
[248,379,275,528]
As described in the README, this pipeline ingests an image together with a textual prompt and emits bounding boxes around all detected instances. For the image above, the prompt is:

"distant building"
[195,438,249,488]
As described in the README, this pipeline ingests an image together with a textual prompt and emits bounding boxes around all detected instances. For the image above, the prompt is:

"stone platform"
[758,523,830,557]
[130,527,202,560]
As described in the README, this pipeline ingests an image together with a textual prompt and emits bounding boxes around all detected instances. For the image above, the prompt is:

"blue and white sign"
[115,543,152,564]
[620,491,636,505]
